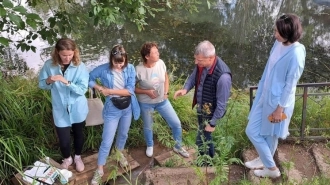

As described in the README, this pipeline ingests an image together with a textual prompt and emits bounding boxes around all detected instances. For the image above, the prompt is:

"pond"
[7,0,330,88]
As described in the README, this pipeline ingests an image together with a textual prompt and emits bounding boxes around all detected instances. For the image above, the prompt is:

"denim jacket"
[39,59,89,127]
[88,63,140,120]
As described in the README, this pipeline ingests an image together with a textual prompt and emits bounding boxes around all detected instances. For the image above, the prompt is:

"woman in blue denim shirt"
[89,45,140,184]
[38,38,89,172]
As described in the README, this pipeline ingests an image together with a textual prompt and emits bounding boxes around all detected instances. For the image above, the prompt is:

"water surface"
[6,0,330,88]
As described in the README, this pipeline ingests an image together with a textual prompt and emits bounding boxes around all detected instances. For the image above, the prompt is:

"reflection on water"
[5,0,330,88]
[314,0,330,6]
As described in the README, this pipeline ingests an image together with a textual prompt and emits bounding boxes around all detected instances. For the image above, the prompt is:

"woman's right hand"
[47,75,67,84]
[98,86,110,96]
[146,89,158,99]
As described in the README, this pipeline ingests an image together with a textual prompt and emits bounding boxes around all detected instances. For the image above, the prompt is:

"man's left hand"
[205,124,216,132]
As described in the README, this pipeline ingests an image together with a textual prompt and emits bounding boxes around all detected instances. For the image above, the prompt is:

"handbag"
[86,88,104,126]
[111,96,131,110]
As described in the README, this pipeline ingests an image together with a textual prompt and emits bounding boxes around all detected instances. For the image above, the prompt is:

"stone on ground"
[242,142,330,184]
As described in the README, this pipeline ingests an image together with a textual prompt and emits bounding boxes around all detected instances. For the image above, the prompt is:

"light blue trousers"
[139,99,182,149]
[245,103,279,168]
[97,101,132,166]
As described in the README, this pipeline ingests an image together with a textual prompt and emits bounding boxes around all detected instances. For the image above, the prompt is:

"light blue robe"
[39,60,89,127]
[248,41,306,139]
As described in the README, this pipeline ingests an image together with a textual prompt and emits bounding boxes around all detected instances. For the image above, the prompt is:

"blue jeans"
[196,115,214,158]
[139,99,182,149]
[245,101,278,168]
[97,101,132,166]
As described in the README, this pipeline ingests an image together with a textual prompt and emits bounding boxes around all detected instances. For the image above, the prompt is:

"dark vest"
[195,57,231,119]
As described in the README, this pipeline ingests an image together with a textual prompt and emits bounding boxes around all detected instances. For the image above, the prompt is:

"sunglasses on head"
[112,50,125,56]
[280,15,291,23]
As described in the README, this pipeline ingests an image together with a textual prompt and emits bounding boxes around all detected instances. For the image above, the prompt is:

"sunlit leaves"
[0,37,10,46]
[0,6,7,17]
[12,6,27,14]
[0,0,205,55]
[0,0,43,53]
[2,0,14,8]
[26,13,42,21]
[166,1,172,8]
[91,0,98,6]
[26,18,37,29]
[138,7,145,15]
[8,13,25,29]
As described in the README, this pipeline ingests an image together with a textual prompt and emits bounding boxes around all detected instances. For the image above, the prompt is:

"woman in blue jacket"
[39,38,89,172]
[89,45,140,184]
[245,14,306,178]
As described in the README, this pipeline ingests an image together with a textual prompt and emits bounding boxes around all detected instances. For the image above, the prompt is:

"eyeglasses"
[112,50,125,56]
[280,15,291,24]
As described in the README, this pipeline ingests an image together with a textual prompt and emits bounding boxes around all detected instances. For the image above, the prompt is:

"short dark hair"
[275,13,303,44]
[109,45,128,69]
[140,42,158,63]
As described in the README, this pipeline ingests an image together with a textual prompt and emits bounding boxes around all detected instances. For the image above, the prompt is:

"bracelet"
[164,92,169,95]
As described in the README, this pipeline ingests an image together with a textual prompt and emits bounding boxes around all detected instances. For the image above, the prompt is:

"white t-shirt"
[135,59,166,104]
[111,69,124,97]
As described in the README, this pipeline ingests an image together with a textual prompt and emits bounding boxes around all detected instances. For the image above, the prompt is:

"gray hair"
[194,40,216,57]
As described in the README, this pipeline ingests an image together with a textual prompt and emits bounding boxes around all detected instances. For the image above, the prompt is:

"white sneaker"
[173,147,190,158]
[254,168,281,178]
[91,170,104,185]
[146,146,153,157]
[244,157,264,169]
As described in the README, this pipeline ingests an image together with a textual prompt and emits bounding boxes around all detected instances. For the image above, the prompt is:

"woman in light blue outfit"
[38,38,89,172]
[245,14,306,178]
[89,45,140,185]
[135,42,189,158]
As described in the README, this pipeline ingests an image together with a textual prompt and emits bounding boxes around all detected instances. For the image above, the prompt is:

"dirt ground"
[108,141,246,185]
[107,141,329,185]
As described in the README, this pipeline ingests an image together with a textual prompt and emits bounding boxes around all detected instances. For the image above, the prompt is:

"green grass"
[1,75,330,184]
[285,86,330,139]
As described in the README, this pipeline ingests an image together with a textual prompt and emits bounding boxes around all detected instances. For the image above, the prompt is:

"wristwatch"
[66,81,71,86]
[164,92,169,95]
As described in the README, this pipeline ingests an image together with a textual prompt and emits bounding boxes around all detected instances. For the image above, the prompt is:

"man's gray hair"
[194,40,216,57]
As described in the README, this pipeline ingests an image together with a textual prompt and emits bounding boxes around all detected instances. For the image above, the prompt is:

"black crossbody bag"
[111,96,131,110]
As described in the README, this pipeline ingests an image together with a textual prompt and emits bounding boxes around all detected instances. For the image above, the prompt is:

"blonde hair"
[51,38,80,66]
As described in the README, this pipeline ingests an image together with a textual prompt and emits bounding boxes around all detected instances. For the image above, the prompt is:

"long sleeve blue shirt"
[88,63,140,120]
[39,60,89,127]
